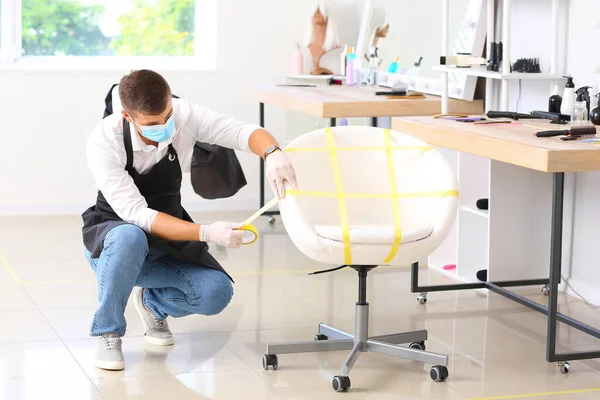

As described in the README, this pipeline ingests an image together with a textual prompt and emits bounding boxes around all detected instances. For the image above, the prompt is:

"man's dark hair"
[119,69,171,116]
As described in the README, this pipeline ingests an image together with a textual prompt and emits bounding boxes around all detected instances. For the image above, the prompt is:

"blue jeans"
[84,224,233,337]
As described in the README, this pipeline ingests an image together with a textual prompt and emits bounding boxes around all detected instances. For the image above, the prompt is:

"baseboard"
[0,198,259,216]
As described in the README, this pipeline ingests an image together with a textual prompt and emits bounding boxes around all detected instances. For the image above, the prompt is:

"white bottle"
[340,45,348,76]
[560,76,576,116]
[368,47,379,86]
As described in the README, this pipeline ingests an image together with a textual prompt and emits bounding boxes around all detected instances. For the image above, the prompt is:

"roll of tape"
[239,224,259,245]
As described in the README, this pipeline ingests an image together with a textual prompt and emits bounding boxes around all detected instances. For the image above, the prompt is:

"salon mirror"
[356,0,486,100]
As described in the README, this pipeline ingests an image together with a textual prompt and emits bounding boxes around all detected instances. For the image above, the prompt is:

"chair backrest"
[282,126,457,235]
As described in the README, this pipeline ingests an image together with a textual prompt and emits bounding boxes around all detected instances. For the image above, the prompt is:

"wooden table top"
[247,85,484,118]
[392,116,600,173]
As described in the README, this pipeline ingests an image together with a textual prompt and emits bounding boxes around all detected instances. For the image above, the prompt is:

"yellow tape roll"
[239,224,259,245]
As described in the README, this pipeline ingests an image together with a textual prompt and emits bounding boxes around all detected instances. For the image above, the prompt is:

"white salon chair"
[262,126,458,392]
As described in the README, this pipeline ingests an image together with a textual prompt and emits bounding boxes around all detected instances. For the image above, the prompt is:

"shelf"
[285,74,335,81]
[433,66,564,81]
[460,205,489,218]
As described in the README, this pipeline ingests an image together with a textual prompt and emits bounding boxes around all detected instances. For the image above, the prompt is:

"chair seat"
[315,224,433,245]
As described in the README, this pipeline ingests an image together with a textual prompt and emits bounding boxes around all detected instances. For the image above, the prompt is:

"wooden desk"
[393,116,600,172]
[248,85,484,221]
[248,85,484,118]
[392,116,600,369]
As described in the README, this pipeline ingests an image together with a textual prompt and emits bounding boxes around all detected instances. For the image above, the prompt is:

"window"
[0,0,216,69]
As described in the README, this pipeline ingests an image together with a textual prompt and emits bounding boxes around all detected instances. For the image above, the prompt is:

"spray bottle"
[368,46,379,86]
[560,76,576,116]
[572,86,592,124]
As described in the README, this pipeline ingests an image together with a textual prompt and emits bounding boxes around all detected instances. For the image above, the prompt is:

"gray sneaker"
[133,288,174,346]
[95,332,124,371]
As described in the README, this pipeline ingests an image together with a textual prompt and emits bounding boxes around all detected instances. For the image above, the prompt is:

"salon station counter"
[392,115,600,367]
[248,84,484,119]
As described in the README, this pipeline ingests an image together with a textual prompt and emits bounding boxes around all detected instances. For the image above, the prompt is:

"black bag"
[102,84,247,199]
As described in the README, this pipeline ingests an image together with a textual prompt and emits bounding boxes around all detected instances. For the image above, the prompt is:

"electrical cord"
[560,275,600,316]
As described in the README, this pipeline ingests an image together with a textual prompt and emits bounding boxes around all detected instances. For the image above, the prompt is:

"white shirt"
[86,98,261,233]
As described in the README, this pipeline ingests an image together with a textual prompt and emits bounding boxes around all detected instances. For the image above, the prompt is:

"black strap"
[123,118,134,173]
[168,144,177,158]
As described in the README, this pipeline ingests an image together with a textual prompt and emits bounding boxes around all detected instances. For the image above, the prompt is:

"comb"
[535,124,597,138]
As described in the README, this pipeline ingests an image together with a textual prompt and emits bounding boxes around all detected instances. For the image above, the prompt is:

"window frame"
[0,0,216,70]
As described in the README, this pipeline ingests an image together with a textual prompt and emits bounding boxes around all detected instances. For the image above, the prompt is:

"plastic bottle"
[340,45,348,76]
[560,76,576,116]
[292,43,303,75]
[388,57,400,73]
[368,47,379,86]
[572,86,592,124]
[345,48,357,86]
[548,84,562,113]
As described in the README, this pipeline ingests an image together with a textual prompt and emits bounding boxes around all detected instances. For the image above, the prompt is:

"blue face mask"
[133,114,175,143]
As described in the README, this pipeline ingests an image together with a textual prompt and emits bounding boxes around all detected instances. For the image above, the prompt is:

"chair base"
[262,266,450,392]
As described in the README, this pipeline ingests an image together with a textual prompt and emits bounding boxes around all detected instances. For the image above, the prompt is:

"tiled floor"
[1,213,600,400]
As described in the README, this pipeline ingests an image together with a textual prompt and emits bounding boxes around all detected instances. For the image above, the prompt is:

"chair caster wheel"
[542,285,550,296]
[417,293,428,304]
[314,334,328,341]
[409,341,426,351]
[332,376,351,392]
[262,354,278,370]
[268,216,276,225]
[430,365,449,382]
[558,362,571,374]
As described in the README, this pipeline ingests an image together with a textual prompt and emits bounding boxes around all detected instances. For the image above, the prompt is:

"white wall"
[0,0,361,215]
[563,0,600,306]
[504,0,600,305]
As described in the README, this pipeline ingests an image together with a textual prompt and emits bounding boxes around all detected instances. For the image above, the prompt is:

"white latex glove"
[266,150,298,199]
[199,221,245,248]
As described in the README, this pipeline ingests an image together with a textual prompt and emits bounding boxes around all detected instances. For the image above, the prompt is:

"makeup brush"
[535,124,597,138]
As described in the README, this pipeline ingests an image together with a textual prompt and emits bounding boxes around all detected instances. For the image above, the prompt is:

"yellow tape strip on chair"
[325,127,353,264]
[383,129,403,263]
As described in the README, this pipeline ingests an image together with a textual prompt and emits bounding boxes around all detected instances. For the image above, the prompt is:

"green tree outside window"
[21,0,195,56]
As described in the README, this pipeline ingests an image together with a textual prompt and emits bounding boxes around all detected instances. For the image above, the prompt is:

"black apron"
[81,119,232,282]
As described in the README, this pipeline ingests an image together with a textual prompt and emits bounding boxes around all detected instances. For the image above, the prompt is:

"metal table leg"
[258,102,279,221]
[259,102,265,209]
[410,171,600,366]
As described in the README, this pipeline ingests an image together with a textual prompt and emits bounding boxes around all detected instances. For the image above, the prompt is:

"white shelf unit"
[427,154,552,285]
[460,205,489,219]
[433,66,563,81]
[440,0,563,113]
[425,0,564,285]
